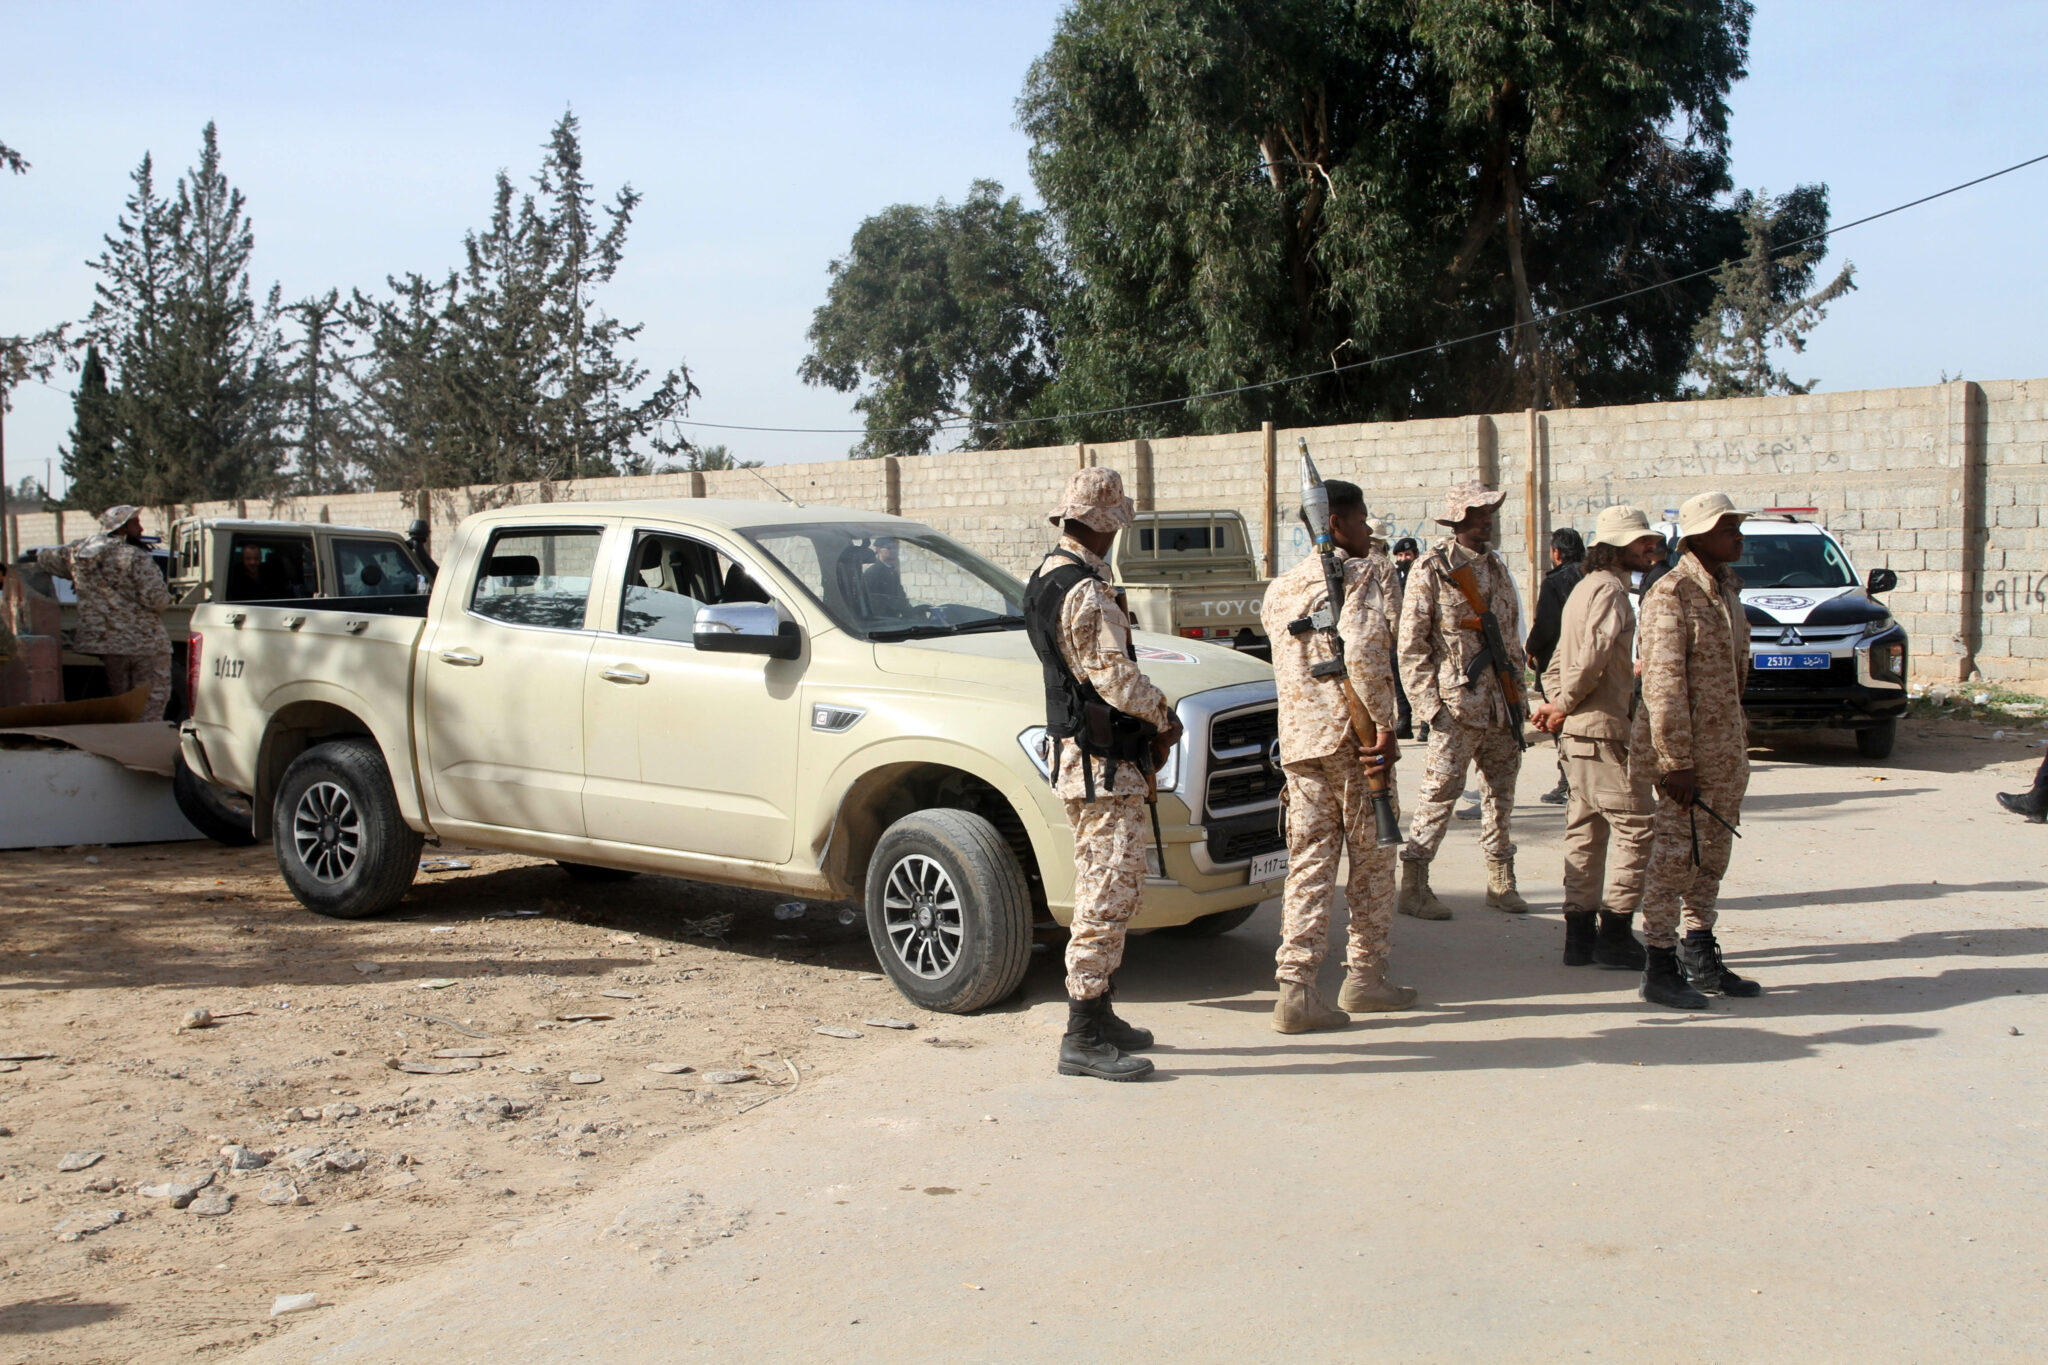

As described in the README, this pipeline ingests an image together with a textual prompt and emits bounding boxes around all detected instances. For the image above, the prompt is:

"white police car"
[1649,510,1907,758]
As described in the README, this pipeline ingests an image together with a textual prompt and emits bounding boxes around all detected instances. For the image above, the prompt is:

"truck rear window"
[1137,525,1227,553]
[469,528,602,630]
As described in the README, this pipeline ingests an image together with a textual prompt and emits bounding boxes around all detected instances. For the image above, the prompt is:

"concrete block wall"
[9,376,2045,684]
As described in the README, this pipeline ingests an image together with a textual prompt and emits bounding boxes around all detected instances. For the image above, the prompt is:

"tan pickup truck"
[1115,510,1272,659]
[179,500,1288,1013]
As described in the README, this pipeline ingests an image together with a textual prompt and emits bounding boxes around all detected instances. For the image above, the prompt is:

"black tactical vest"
[1023,548,1153,800]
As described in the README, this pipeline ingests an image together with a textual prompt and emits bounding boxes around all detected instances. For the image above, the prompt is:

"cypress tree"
[62,344,124,510]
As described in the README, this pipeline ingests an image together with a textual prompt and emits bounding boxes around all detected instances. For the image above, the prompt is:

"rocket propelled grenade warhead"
[1297,439,1332,543]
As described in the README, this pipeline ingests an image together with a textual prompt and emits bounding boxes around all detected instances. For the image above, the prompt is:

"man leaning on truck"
[1024,467,1183,1082]
[37,504,173,722]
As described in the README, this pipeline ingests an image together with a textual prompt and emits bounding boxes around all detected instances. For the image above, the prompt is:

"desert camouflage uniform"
[1261,550,1403,984]
[1541,568,1656,915]
[1636,552,1751,950]
[1045,533,1176,1001]
[1398,537,1525,863]
[38,533,174,722]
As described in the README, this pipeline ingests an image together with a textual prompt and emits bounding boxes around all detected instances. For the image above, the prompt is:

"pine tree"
[62,344,124,511]
[355,111,696,490]
[154,122,286,503]
[348,273,467,493]
[280,289,365,493]
[84,152,177,498]
[83,127,288,505]
[528,111,694,478]
[1687,186,1855,398]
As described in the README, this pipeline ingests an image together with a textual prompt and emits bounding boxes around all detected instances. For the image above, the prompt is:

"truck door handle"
[601,665,650,685]
[439,649,483,666]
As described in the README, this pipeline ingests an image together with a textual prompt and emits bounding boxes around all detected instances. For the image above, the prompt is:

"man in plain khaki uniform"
[1531,506,1666,974]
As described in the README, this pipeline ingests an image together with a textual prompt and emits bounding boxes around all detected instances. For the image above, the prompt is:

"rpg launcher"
[1293,439,1402,847]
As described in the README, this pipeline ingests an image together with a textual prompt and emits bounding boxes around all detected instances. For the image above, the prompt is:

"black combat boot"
[1593,910,1648,970]
[1097,979,1154,1051]
[1640,946,1710,1010]
[1678,931,1762,997]
[1561,910,1597,967]
[1996,762,2048,822]
[1058,995,1155,1081]
[1540,774,1570,805]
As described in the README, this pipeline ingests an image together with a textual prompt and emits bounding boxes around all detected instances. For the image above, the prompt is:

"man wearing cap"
[37,505,173,722]
[1634,491,1761,1006]
[1396,480,1528,918]
[1260,479,1413,1033]
[1530,507,1664,979]
[1023,467,1182,1081]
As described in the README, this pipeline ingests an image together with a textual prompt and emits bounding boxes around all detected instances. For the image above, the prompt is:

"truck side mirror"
[694,602,801,660]
[1866,567,1898,596]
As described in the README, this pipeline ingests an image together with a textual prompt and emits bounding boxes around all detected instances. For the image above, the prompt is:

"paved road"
[240,730,2048,1362]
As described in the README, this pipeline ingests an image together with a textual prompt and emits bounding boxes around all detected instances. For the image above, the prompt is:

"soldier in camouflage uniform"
[37,505,173,722]
[1636,491,1761,1008]
[1025,467,1182,1081]
[1261,480,1414,1033]
[1396,481,1528,919]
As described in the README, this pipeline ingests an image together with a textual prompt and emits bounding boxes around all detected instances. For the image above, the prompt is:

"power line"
[674,149,2048,439]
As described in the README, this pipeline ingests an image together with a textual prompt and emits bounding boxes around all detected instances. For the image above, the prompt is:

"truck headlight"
[1859,613,1895,639]
[1018,726,1179,791]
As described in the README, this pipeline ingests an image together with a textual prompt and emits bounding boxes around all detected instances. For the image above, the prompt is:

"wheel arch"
[821,758,1055,921]
[253,700,383,840]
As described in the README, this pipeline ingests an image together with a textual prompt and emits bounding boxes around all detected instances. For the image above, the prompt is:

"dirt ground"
[0,844,1027,1363]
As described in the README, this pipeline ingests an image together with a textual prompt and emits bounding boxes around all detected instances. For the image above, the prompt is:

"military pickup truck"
[1114,510,1272,659]
[179,500,1288,1013]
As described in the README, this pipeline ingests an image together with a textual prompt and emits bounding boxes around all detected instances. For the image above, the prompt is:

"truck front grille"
[1211,708,1278,757]
[1204,702,1280,818]
[1205,810,1285,864]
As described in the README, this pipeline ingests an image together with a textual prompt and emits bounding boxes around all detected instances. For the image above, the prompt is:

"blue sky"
[4,1,2044,490]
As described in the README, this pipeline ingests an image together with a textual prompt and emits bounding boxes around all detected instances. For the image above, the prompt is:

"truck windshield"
[741,522,1025,641]
[1732,530,1856,590]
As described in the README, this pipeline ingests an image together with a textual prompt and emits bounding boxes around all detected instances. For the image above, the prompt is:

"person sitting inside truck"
[860,537,914,619]
[227,543,291,601]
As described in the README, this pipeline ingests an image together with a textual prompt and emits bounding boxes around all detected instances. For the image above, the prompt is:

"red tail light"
[1181,628,1204,638]
[187,631,203,713]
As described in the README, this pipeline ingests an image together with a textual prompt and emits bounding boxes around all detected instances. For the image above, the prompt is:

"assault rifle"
[1444,560,1528,751]
[1293,439,1402,847]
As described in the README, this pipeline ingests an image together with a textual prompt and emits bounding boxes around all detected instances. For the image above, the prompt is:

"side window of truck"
[333,538,423,597]
[469,527,603,631]
[225,534,315,601]
[615,531,756,643]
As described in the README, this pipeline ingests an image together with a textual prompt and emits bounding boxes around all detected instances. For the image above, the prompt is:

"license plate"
[1755,652,1830,670]
[1248,850,1288,884]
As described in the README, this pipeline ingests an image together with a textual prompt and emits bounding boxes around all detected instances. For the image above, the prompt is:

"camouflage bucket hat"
[1048,466,1135,533]
[1435,480,1506,527]
[99,504,141,533]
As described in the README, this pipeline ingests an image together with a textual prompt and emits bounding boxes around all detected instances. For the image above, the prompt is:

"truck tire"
[172,755,257,847]
[1856,719,1898,761]
[864,809,1031,1015]
[557,861,639,883]
[1157,905,1258,939]
[273,738,423,920]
